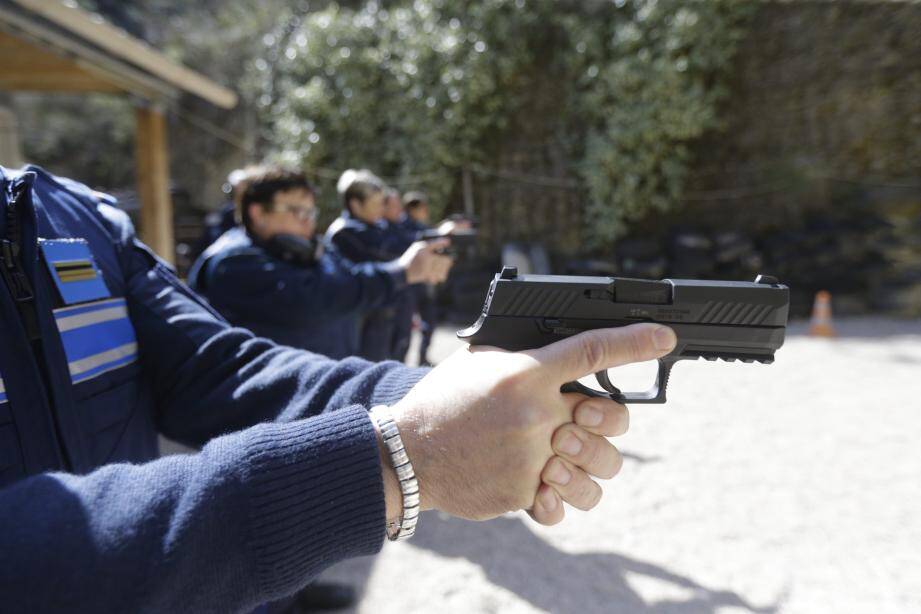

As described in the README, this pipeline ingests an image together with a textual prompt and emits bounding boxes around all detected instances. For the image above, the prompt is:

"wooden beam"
[12,0,238,109]
[0,74,123,92]
[0,8,175,101]
[135,106,174,264]
[0,29,122,93]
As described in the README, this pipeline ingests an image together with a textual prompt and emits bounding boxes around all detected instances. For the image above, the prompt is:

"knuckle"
[578,334,606,372]
[552,423,577,452]
[541,455,568,483]
[626,329,645,363]
[539,460,555,483]
[584,436,605,468]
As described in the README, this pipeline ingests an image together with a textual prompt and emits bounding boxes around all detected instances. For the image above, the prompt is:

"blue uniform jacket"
[324,213,400,360]
[379,215,423,257]
[323,211,396,263]
[382,217,428,361]
[390,215,427,251]
[0,166,426,613]
[187,227,406,359]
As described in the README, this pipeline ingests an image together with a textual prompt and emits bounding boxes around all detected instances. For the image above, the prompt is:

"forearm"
[319,258,407,314]
[123,238,425,444]
[0,407,386,613]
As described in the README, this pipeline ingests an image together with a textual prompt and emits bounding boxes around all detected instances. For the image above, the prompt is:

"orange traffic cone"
[808,290,836,337]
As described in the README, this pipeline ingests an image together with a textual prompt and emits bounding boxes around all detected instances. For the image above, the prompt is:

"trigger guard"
[560,381,626,403]
[562,358,678,405]
[594,370,622,396]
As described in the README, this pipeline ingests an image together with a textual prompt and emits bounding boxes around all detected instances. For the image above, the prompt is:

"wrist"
[370,405,423,540]
[387,401,436,512]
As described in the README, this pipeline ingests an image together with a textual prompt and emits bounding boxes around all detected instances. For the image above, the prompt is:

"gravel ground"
[320,317,921,614]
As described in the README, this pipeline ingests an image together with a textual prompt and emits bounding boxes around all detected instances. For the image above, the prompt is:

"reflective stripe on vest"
[53,298,138,384]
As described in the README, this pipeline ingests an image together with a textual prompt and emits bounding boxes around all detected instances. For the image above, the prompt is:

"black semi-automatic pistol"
[457,267,789,404]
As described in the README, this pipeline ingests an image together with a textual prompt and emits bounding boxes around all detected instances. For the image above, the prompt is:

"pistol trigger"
[594,370,622,396]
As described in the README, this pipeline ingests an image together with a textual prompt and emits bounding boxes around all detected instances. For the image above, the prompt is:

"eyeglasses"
[278,203,319,223]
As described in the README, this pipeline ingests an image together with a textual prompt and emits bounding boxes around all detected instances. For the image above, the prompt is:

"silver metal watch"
[370,405,420,540]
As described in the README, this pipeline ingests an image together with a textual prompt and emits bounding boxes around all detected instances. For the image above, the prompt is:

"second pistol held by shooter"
[458,267,789,404]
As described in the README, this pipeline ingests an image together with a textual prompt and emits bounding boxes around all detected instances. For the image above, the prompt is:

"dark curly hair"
[239,165,314,232]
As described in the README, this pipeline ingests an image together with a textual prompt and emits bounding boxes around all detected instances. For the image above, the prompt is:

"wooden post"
[135,104,174,263]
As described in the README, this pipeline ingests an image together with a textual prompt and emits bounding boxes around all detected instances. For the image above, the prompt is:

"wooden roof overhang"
[0,0,238,261]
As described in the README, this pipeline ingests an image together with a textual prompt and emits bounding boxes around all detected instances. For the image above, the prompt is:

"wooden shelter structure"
[0,0,237,262]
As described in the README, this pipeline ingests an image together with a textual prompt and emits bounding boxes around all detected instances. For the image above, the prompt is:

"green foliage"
[13,94,136,189]
[266,1,495,213]
[268,0,752,243]
[18,0,751,240]
[578,1,754,241]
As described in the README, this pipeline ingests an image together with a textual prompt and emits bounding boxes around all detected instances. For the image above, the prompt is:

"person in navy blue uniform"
[188,166,450,359]
[391,191,472,365]
[380,189,418,362]
[324,170,407,361]
[0,164,673,613]
[188,166,252,263]
[401,192,439,365]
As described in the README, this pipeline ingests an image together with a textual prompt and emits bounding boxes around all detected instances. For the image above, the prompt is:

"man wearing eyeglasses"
[188,166,452,360]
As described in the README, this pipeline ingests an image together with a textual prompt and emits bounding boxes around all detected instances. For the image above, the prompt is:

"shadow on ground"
[409,513,778,614]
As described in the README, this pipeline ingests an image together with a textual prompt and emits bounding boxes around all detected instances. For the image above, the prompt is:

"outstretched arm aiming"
[0,316,675,613]
[1,179,678,612]
[196,239,451,333]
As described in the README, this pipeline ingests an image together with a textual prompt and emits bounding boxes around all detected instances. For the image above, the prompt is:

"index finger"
[527,324,677,384]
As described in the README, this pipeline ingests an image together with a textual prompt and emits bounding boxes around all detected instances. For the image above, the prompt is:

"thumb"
[527,324,677,384]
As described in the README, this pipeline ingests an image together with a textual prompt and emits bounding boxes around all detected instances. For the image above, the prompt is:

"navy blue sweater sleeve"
[199,250,405,331]
[380,220,421,257]
[0,198,430,612]
[0,405,392,612]
[329,225,393,263]
[98,211,424,445]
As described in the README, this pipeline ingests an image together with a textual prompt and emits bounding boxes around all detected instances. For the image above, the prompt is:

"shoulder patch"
[39,238,111,305]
